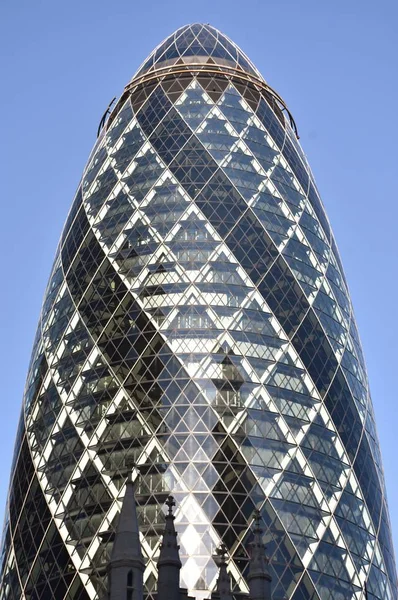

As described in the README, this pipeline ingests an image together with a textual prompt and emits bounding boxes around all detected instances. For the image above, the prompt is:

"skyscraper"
[0,22,396,600]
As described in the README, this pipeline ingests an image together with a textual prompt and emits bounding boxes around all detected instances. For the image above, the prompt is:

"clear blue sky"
[1,0,397,557]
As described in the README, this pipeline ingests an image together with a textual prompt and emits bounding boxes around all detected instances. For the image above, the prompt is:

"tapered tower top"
[133,23,264,81]
[118,23,297,139]
[110,479,144,566]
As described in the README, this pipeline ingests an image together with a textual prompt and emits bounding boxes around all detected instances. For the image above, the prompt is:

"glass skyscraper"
[0,23,396,600]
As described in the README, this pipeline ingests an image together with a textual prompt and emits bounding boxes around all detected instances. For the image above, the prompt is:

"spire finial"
[247,509,272,600]
[124,457,140,482]
[157,496,182,600]
[216,543,228,564]
[254,509,262,534]
[165,495,176,516]
[212,543,233,600]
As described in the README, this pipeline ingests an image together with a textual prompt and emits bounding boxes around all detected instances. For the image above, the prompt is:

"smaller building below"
[108,477,273,600]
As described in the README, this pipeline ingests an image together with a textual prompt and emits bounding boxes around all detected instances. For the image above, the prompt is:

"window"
[127,569,133,600]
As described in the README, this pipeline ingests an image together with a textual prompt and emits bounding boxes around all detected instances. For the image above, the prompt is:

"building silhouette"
[0,23,396,600]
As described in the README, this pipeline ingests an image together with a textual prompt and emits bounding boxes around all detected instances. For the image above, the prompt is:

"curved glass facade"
[0,23,396,600]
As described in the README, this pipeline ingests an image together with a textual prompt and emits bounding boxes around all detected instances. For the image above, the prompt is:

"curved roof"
[132,23,264,82]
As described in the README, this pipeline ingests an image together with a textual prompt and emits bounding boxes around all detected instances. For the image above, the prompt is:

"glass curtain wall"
[0,23,396,600]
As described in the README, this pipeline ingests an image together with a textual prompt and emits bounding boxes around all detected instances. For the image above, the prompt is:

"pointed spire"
[212,544,233,600]
[157,496,182,600]
[108,473,145,600]
[111,478,143,565]
[247,510,272,600]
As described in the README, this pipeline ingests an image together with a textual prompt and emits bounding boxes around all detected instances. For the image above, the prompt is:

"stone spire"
[247,510,272,600]
[108,475,145,600]
[212,543,233,600]
[157,496,182,600]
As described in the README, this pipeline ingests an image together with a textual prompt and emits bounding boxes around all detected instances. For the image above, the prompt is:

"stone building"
[108,478,272,600]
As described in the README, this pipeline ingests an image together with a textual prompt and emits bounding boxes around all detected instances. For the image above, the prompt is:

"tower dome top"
[133,23,264,82]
